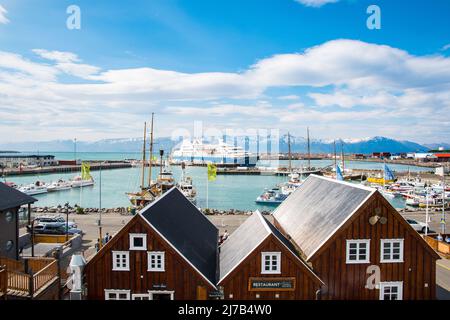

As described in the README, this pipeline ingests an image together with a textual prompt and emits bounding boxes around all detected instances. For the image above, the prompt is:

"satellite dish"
[369,215,380,225]
[379,217,388,224]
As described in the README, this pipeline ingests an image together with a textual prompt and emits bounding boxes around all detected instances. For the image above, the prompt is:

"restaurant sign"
[248,277,296,291]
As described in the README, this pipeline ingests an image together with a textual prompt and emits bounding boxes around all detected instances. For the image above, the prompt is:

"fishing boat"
[18,181,48,195]
[367,163,396,185]
[255,187,289,206]
[47,179,72,192]
[171,138,257,167]
[177,162,197,204]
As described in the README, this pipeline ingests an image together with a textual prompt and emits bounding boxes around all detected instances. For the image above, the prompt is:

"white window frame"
[105,289,130,300]
[379,282,403,300]
[148,290,174,300]
[129,233,147,250]
[261,252,281,274]
[131,293,151,300]
[112,251,130,271]
[147,251,165,272]
[346,239,370,264]
[380,239,404,263]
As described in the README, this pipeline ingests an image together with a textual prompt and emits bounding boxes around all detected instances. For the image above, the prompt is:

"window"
[261,252,281,274]
[148,290,174,300]
[112,251,129,271]
[379,282,403,300]
[105,290,130,300]
[147,252,165,272]
[129,233,147,250]
[346,240,370,264]
[132,294,150,300]
[381,239,404,263]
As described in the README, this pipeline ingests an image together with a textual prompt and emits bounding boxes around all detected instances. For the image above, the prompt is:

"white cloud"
[294,0,339,8]
[1,39,450,143]
[442,44,450,51]
[0,5,9,24]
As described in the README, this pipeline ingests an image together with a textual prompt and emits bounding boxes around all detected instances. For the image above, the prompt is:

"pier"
[2,161,133,177]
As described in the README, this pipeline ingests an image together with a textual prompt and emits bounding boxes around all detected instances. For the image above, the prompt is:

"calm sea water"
[5,152,430,210]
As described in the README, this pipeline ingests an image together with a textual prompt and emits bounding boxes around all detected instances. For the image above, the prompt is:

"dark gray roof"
[0,182,37,211]
[272,175,375,260]
[219,212,270,282]
[140,187,219,286]
[219,211,315,283]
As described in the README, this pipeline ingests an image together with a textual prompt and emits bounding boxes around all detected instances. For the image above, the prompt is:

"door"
[149,291,174,300]
[197,286,207,300]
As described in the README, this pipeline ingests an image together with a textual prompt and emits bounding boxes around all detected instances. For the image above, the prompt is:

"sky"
[0,0,449,144]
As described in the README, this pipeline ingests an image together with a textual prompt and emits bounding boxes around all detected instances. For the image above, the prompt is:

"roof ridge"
[309,174,376,192]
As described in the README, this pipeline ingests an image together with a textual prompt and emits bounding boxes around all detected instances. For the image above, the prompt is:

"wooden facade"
[219,234,323,300]
[274,190,440,300]
[84,214,216,300]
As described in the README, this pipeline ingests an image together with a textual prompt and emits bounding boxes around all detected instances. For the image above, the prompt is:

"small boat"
[71,176,94,188]
[177,163,197,204]
[178,177,197,204]
[157,169,175,193]
[47,179,72,192]
[255,187,289,206]
[18,181,48,195]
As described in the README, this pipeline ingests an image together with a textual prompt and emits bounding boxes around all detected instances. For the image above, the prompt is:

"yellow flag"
[81,162,92,180]
[207,163,217,181]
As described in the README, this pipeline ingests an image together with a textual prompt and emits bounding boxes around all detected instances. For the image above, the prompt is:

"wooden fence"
[0,268,7,299]
[0,256,59,298]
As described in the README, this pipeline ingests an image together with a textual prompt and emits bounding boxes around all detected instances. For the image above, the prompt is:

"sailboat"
[367,163,396,185]
[126,114,164,209]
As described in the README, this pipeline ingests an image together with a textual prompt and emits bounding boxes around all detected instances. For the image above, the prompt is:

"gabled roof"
[0,182,37,211]
[219,210,323,285]
[272,175,375,261]
[139,187,219,287]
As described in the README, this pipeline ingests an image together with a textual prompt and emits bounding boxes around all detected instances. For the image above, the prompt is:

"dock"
[2,161,133,177]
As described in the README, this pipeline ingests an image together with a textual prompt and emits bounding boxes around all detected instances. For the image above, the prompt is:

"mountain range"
[0,136,445,154]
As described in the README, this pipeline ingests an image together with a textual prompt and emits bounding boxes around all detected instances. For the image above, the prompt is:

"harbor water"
[4,152,432,211]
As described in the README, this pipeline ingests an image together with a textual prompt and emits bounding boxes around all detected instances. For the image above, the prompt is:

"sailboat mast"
[141,122,147,189]
[333,140,337,173]
[341,141,345,172]
[307,127,311,170]
[288,132,292,173]
[148,113,154,187]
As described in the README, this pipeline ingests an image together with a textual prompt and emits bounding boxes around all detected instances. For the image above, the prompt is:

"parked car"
[406,219,430,233]
[35,216,77,228]
[30,222,82,235]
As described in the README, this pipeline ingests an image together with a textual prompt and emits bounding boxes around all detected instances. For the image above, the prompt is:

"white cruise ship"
[171,139,257,166]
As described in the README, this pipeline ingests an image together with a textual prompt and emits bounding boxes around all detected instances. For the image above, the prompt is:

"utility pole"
[74,138,77,164]
[441,171,446,235]
[98,164,103,250]
[307,127,311,170]
[341,141,345,173]
[333,140,337,175]
[148,113,154,187]
[288,132,292,173]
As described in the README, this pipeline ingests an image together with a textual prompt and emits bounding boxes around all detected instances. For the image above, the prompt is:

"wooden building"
[84,187,219,300]
[0,182,36,260]
[218,211,323,300]
[0,182,60,300]
[273,175,440,300]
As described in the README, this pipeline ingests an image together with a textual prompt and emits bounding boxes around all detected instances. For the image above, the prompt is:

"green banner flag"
[207,163,217,181]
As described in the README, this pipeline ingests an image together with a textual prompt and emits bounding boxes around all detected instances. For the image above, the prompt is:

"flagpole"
[206,168,209,209]
[425,186,429,236]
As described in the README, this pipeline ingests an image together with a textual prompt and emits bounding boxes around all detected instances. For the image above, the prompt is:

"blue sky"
[0,0,449,143]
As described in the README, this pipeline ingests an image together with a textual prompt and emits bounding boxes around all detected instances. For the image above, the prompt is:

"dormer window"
[129,233,147,250]
[261,252,281,274]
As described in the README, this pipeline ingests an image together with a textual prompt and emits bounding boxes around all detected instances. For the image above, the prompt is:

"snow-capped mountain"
[0,136,434,154]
